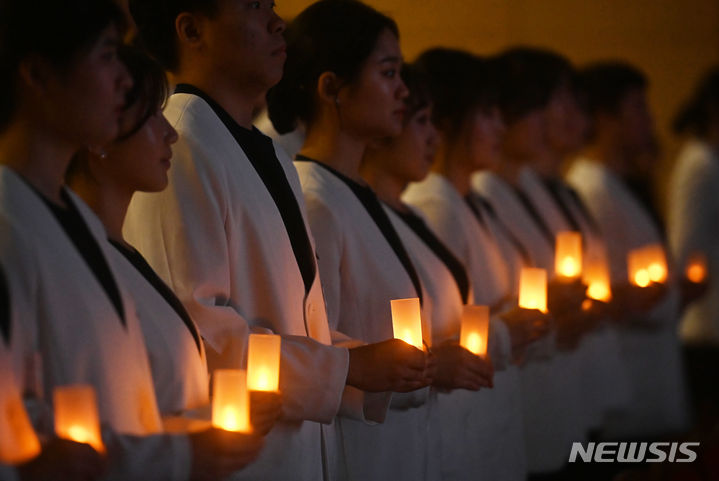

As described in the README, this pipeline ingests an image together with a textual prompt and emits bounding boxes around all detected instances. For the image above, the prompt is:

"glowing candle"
[54,385,104,453]
[518,268,548,313]
[555,231,583,279]
[246,334,281,392]
[212,370,251,433]
[460,305,490,357]
[391,298,424,350]
[628,245,667,287]
[643,244,668,283]
[0,392,41,464]
[685,253,707,284]
[583,253,612,302]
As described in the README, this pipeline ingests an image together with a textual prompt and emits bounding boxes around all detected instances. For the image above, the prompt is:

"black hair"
[266,0,399,135]
[400,63,432,123]
[491,46,574,125]
[672,66,719,136]
[578,61,648,117]
[0,0,126,131]
[129,0,221,72]
[413,48,497,138]
[66,45,169,183]
[116,45,170,140]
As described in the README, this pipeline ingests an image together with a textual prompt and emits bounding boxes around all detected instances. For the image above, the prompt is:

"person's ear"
[316,71,343,108]
[176,12,206,51]
[17,55,54,95]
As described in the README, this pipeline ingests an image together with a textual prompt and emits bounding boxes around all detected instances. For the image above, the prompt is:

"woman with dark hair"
[462,47,592,476]
[267,2,435,480]
[361,62,505,481]
[0,1,262,479]
[504,49,633,445]
[668,66,719,419]
[403,47,555,481]
[67,44,275,480]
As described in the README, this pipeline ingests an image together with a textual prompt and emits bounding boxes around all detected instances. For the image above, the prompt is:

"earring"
[87,145,107,159]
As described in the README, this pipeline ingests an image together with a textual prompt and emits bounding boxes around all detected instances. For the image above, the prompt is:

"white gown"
[471,169,583,473]
[518,167,632,430]
[106,245,209,416]
[668,139,719,344]
[296,160,432,481]
[383,205,462,481]
[0,166,192,480]
[403,172,527,481]
[124,92,369,481]
[567,157,690,437]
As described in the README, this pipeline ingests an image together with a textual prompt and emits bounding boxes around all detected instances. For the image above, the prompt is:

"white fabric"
[567,157,690,437]
[384,205,464,344]
[403,173,526,480]
[124,93,360,481]
[668,139,719,344]
[472,171,555,273]
[470,169,580,472]
[296,160,431,481]
[0,166,191,480]
[519,167,632,429]
[383,206,462,481]
[106,246,209,415]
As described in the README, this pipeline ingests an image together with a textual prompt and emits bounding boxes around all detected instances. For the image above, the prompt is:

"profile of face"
[99,106,179,193]
[335,28,409,140]
[201,0,286,91]
[375,105,438,184]
[501,108,546,163]
[616,88,655,159]
[39,24,132,149]
[465,107,505,172]
[544,84,588,160]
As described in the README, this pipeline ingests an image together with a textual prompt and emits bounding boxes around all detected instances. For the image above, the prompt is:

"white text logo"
[568,442,700,463]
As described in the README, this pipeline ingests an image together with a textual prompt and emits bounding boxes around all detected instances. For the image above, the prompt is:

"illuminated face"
[545,84,588,160]
[466,107,505,171]
[501,108,546,163]
[617,88,655,159]
[107,108,179,192]
[44,25,132,148]
[376,105,438,184]
[202,0,287,92]
[336,28,409,140]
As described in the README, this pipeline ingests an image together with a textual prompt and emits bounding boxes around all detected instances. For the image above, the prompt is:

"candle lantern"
[583,252,612,302]
[391,298,424,350]
[628,248,650,287]
[246,334,281,392]
[54,385,104,453]
[518,268,548,313]
[555,231,583,280]
[685,252,708,284]
[212,370,251,433]
[0,392,41,464]
[643,244,668,283]
[460,305,490,357]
